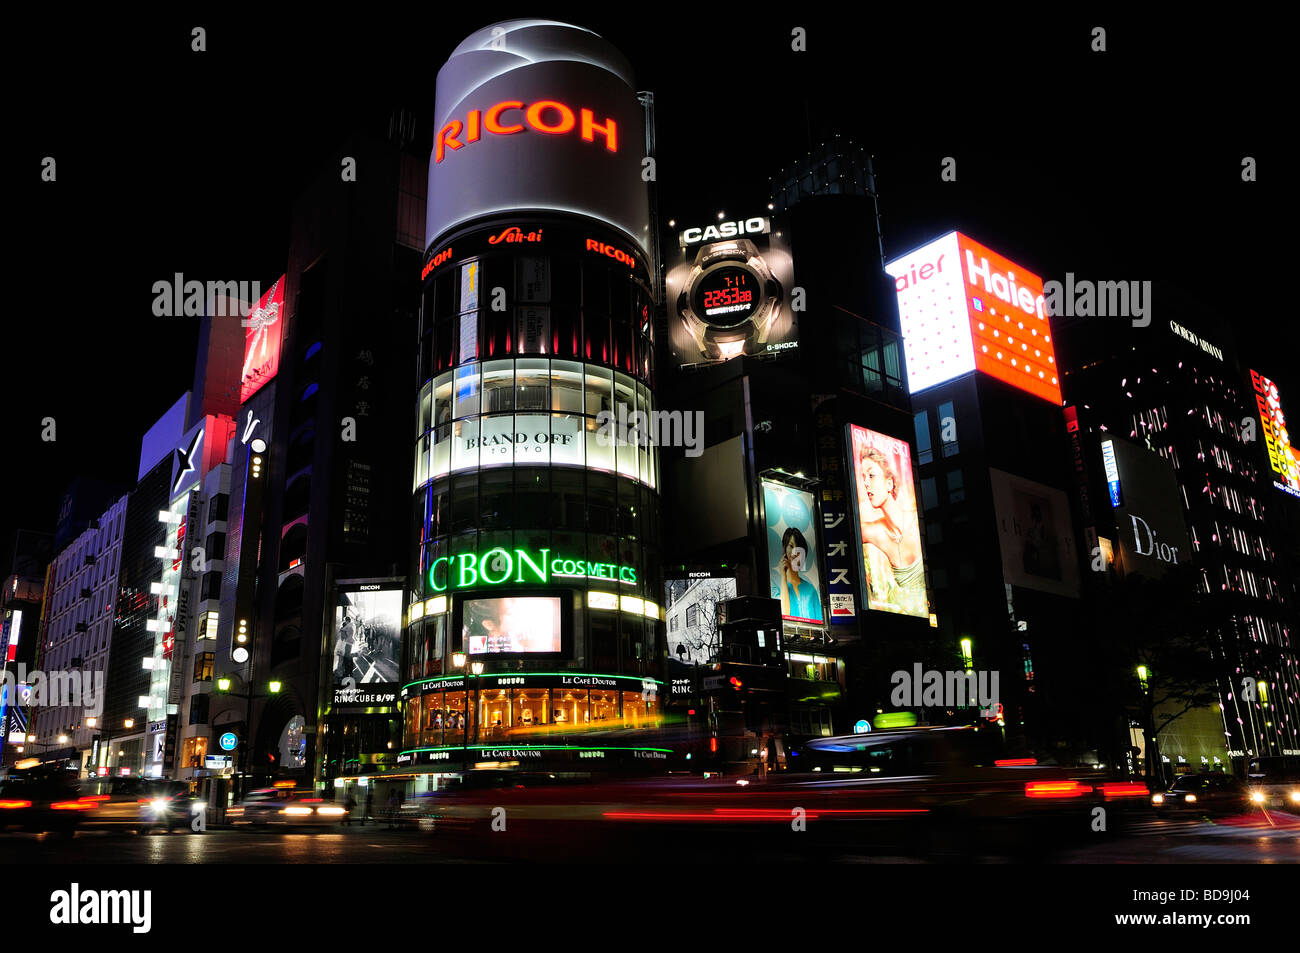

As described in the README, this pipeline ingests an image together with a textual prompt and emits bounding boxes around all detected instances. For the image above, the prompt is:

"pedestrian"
[344,791,357,827]
[386,789,400,829]
[363,788,374,826]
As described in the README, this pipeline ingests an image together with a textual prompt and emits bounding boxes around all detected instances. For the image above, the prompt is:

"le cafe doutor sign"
[429,547,636,592]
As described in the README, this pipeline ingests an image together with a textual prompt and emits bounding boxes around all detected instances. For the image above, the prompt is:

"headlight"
[281,806,314,816]
[1250,791,1266,803]
[1151,794,1164,805]
[317,806,346,816]
[1290,791,1300,804]
[150,798,169,812]
[1184,793,1197,803]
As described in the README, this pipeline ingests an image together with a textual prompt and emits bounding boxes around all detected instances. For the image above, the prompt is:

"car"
[75,776,205,833]
[1244,756,1300,811]
[0,767,89,835]
[1151,773,1253,814]
[226,787,349,828]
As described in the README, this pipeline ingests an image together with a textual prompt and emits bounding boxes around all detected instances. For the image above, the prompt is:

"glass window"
[622,691,658,728]
[921,478,939,511]
[432,424,451,479]
[614,372,636,418]
[418,382,432,437]
[481,689,511,738]
[454,365,480,418]
[414,433,430,489]
[192,651,214,683]
[946,469,965,504]
[197,612,218,641]
[914,411,933,466]
[433,373,454,428]
[590,689,618,725]
[516,358,549,412]
[551,360,584,413]
[445,690,469,739]
[405,695,422,747]
[586,419,614,473]
[584,366,612,417]
[482,361,514,413]
[512,690,549,733]
[553,688,586,727]
[939,401,959,456]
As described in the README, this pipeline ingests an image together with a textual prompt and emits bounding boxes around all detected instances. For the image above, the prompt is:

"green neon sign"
[428,547,637,592]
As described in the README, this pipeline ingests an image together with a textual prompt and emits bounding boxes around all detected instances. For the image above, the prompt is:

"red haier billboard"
[886,232,1061,404]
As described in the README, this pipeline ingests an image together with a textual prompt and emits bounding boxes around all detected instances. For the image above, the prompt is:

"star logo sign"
[173,430,204,493]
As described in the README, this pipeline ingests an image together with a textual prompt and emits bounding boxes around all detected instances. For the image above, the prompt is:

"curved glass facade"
[402,217,665,765]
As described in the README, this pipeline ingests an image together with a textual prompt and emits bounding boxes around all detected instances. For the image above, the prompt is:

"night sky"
[9,8,1290,549]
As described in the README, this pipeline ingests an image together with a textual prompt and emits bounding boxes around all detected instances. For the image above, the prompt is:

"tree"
[1097,564,1225,785]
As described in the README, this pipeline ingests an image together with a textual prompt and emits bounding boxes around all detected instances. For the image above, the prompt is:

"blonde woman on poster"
[853,431,927,616]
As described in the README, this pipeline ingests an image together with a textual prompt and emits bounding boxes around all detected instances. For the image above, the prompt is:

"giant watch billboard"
[426,20,651,259]
[667,216,797,366]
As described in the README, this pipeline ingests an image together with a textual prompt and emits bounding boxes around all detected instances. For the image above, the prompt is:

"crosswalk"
[1122,811,1300,839]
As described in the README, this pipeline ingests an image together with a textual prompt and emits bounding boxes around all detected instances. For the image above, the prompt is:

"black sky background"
[8,7,1292,549]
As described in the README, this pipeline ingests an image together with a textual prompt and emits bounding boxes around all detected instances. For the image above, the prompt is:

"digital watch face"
[694,265,760,327]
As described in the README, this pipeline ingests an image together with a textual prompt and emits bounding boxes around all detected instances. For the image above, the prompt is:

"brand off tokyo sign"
[886,232,1061,403]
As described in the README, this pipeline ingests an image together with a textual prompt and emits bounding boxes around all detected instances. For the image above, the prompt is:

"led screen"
[664,574,738,666]
[332,585,402,705]
[464,596,563,655]
[886,232,1060,403]
[1251,369,1300,497]
[847,426,928,617]
[762,481,825,625]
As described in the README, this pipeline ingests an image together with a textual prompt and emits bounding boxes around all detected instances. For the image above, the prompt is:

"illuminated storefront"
[399,20,665,773]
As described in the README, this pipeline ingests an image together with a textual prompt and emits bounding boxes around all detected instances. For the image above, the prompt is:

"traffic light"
[728,676,743,691]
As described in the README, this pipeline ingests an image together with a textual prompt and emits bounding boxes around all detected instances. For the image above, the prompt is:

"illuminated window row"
[414,361,658,490]
[405,592,663,627]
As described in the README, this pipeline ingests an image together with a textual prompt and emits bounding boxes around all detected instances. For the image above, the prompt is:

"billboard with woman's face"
[847,425,928,618]
[762,481,825,626]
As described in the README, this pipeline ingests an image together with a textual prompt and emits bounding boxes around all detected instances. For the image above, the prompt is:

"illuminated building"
[886,231,1086,752]
[1059,289,1300,770]
[659,141,922,764]
[23,495,127,771]
[210,127,427,792]
[398,20,667,777]
[0,531,54,768]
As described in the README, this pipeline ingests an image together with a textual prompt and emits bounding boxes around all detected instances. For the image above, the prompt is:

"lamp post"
[215,676,282,801]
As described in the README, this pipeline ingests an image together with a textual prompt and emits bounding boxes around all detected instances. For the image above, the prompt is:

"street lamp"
[124,719,134,729]
[215,677,285,799]
[452,652,466,669]
[85,717,97,728]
